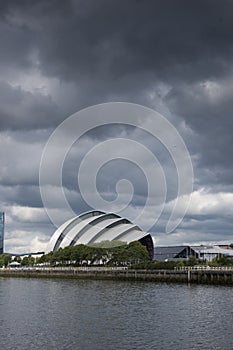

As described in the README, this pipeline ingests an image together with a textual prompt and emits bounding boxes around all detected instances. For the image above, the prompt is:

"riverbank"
[1,267,233,285]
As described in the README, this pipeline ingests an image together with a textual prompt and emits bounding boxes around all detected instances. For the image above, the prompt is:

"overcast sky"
[1,0,233,253]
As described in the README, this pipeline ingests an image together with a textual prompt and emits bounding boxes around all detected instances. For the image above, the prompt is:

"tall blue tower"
[0,212,4,254]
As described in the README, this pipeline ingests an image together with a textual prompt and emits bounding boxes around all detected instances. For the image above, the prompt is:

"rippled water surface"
[0,278,233,350]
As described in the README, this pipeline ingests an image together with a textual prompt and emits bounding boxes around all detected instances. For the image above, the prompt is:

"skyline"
[0,1,233,253]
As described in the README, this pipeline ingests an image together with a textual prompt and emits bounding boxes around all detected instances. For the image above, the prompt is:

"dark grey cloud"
[0,0,233,251]
[0,185,42,207]
[4,0,232,83]
[0,81,62,130]
[166,81,233,188]
[1,1,233,86]
[0,16,34,71]
[1,0,233,128]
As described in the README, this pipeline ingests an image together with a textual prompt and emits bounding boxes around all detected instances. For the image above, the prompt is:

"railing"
[2,266,128,272]
[3,265,233,273]
[175,266,233,271]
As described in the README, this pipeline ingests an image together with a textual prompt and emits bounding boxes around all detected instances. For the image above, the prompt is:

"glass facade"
[0,212,4,254]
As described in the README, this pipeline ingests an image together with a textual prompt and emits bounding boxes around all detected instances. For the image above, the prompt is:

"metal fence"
[175,265,233,271]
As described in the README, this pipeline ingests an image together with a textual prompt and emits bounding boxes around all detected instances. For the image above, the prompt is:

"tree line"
[2,247,233,269]
[0,240,150,267]
[41,240,150,266]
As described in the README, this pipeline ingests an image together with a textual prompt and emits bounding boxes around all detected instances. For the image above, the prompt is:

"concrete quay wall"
[1,268,233,285]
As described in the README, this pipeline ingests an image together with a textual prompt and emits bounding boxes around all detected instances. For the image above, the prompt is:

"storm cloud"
[0,0,233,252]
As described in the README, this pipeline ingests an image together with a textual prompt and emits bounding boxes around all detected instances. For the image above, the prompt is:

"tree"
[126,241,150,264]
[110,241,149,266]
[80,245,93,265]
[70,244,85,265]
[0,254,12,267]
[186,256,197,266]
[50,248,63,265]
[21,255,35,266]
[209,254,233,267]
[111,245,128,266]
[14,256,22,263]
[38,251,53,265]
[61,246,73,264]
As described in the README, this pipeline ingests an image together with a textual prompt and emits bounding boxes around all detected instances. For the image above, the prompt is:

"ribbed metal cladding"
[45,210,154,259]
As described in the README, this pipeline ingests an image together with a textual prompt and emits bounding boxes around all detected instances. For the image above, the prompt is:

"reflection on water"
[0,278,233,350]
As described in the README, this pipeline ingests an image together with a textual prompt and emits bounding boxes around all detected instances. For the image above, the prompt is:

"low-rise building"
[154,245,233,262]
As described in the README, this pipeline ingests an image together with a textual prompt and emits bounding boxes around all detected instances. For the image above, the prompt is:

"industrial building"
[154,245,233,262]
[46,210,154,259]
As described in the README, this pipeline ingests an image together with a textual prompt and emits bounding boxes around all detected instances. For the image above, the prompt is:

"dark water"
[0,278,233,350]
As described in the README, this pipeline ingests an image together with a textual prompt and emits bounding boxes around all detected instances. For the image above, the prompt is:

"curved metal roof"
[45,210,150,253]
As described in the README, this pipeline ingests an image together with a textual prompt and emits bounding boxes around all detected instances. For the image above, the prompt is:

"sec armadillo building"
[46,211,154,259]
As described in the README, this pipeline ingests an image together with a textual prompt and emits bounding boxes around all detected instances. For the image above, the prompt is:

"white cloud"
[164,188,233,218]
[187,189,233,217]
[5,231,48,254]
[11,206,48,223]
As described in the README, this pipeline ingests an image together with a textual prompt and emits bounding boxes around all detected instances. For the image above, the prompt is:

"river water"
[0,278,232,350]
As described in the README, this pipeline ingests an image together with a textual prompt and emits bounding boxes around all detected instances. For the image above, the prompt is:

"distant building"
[191,245,233,262]
[154,246,193,261]
[154,245,233,262]
[8,261,21,268]
[0,212,4,254]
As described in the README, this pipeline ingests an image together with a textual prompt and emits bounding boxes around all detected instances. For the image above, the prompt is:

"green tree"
[127,241,150,264]
[21,255,35,266]
[0,254,12,267]
[50,248,63,265]
[209,254,233,267]
[110,241,149,266]
[111,245,128,266]
[177,261,185,268]
[62,246,73,264]
[80,245,93,265]
[186,256,197,266]
[14,256,22,263]
[38,251,53,265]
[70,244,85,265]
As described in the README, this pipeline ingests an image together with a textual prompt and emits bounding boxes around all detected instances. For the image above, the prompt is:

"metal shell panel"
[45,210,151,254]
